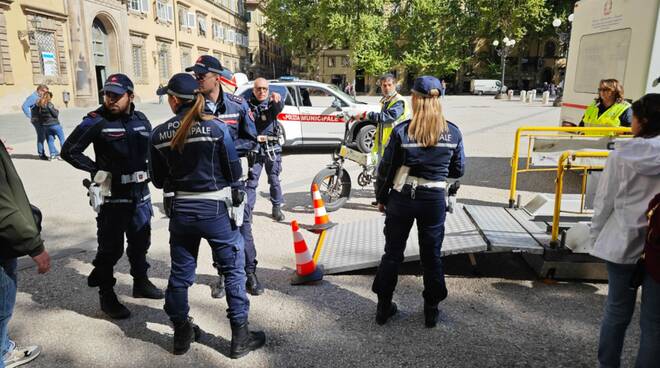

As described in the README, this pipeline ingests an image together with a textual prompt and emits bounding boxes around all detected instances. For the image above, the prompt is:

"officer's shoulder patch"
[393,120,410,133]
[80,111,104,128]
[226,93,245,104]
[446,120,460,130]
[133,111,149,121]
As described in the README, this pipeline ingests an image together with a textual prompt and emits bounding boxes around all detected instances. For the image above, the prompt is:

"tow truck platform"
[313,203,607,280]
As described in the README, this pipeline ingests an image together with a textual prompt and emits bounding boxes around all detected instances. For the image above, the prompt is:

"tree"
[263,0,565,84]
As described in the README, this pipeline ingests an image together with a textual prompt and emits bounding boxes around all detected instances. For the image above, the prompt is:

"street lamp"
[493,37,516,99]
[552,13,574,107]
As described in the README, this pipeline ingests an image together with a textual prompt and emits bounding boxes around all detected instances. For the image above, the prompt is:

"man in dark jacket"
[0,139,50,368]
[61,74,163,320]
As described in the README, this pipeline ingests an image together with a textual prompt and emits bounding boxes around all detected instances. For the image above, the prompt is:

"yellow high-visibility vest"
[583,101,631,136]
[372,93,411,156]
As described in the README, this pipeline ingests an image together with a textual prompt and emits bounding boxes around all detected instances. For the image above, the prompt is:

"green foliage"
[263,0,565,79]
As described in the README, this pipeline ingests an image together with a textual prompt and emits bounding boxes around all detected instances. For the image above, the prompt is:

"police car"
[235,77,381,153]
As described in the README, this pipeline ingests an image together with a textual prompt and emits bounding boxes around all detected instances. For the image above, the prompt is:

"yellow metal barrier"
[549,150,611,245]
[508,126,632,207]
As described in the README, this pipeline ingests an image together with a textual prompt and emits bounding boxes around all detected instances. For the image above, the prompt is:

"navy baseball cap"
[102,74,134,95]
[412,76,442,97]
[185,55,224,75]
[156,73,199,100]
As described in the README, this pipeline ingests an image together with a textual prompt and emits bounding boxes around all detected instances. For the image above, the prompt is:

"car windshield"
[327,84,356,103]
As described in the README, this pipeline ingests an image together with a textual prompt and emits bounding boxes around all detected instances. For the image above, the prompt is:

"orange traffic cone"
[290,220,324,285]
[303,183,336,233]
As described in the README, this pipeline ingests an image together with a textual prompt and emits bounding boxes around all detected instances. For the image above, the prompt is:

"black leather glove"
[247,150,257,167]
[163,195,173,218]
[231,188,245,207]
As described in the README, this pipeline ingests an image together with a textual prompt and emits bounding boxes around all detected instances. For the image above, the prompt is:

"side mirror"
[331,99,342,111]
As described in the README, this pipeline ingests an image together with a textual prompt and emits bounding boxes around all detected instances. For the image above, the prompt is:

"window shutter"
[187,12,195,28]
[166,4,173,21]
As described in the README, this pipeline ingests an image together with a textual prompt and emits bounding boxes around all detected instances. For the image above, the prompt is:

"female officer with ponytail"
[372,76,465,328]
[150,73,265,358]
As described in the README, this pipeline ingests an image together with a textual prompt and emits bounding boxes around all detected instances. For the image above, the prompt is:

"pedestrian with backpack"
[590,93,660,368]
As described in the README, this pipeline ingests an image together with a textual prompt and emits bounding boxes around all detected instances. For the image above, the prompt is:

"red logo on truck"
[277,113,344,123]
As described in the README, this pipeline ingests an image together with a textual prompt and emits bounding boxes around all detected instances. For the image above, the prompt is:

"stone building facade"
[244,0,290,79]
[0,0,250,113]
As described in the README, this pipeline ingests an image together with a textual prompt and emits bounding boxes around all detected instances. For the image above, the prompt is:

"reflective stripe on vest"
[583,101,630,136]
[373,94,410,155]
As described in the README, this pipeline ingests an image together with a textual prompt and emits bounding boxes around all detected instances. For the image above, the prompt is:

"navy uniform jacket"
[368,98,405,125]
[375,120,465,205]
[247,92,285,154]
[150,105,242,193]
[61,105,151,201]
[206,92,258,157]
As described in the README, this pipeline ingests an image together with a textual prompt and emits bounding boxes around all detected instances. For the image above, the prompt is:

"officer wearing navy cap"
[62,73,163,320]
[150,73,265,358]
[371,76,465,328]
[185,55,264,298]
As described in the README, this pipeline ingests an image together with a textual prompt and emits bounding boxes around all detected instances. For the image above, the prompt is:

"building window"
[212,20,224,41]
[0,10,9,84]
[129,0,149,13]
[156,0,174,23]
[180,46,192,71]
[131,45,145,79]
[197,14,207,37]
[327,56,334,68]
[158,42,171,82]
[544,41,557,58]
[178,5,194,30]
[342,56,350,67]
[36,30,59,76]
[227,28,235,44]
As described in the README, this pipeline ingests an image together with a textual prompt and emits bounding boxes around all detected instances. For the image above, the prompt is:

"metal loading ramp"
[314,204,549,275]
[463,205,545,254]
[314,205,487,274]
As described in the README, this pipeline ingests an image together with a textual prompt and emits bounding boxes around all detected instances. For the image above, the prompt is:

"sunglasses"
[195,73,213,81]
[598,87,613,92]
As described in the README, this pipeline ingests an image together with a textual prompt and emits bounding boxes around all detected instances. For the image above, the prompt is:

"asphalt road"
[2,95,640,367]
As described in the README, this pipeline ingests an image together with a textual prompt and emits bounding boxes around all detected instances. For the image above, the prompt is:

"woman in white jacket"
[591,93,660,368]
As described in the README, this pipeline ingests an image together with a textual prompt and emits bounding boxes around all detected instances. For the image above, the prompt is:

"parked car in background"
[236,77,381,152]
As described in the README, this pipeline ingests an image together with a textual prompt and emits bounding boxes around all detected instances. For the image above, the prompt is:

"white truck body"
[470,79,506,95]
[560,0,660,125]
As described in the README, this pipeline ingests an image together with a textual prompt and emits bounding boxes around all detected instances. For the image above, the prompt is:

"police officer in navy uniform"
[185,56,265,297]
[61,74,163,320]
[245,77,285,222]
[372,76,465,328]
[150,73,265,358]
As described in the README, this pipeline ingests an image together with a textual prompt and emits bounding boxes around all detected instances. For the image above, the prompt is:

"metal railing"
[508,126,632,208]
[549,150,611,246]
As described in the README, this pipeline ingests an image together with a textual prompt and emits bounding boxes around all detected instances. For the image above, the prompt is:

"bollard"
[507,90,514,100]
[542,91,550,105]
[527,90,534,103]
[520,90,526,102]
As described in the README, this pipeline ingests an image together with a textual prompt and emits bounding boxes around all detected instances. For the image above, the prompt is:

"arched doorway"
[91,16,119,103]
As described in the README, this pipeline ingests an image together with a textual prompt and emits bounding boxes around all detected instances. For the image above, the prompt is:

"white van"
[470,79,507,95]
[560,0,660,125]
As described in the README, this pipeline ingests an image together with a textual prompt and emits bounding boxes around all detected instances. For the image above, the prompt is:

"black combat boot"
[230,322,266,359]
[133,277,164,299]
[99,289,131,319]
[375,296,397,325]
[424,303,439,328]
[271,206,285,221]
[211,274,225,299]
[246,272,264,296]
[172,317,201,355]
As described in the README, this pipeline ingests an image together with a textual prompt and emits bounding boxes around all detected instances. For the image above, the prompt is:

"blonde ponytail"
[408,89,447,147]
[170,94,213,152]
